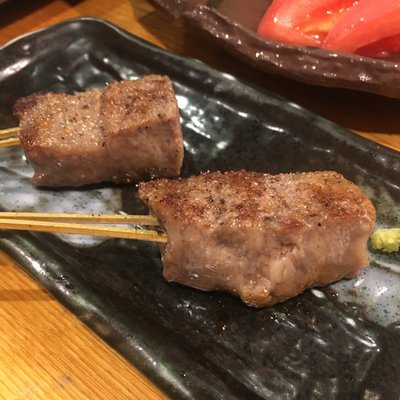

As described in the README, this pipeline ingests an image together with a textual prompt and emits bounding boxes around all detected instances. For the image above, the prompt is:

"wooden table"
[0,1,398,399]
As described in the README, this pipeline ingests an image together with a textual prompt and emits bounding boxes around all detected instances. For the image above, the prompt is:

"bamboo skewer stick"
[0,213,167,243]
[0,127,20,137]
[0,212,160,226]
[0,127,20,146]
[0,137,21,147]
[0,127,21,147]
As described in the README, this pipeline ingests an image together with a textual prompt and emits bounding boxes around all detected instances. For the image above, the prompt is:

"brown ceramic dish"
[150,0,400,98]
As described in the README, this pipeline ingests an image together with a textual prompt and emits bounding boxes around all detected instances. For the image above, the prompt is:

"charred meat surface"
[138,170,376,307]
[13,75,184,187]
[14,89,105,187]
[102,76,183,184]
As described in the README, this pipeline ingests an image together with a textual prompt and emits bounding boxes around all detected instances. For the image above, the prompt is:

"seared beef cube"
[102,76,184,183]
[138,170,376,307]
[13,89,106,187]
[13,75,183,187]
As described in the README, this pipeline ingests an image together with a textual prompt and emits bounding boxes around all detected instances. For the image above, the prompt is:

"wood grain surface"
[0,0,398,399]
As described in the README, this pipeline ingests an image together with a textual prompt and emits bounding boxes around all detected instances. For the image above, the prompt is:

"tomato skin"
[323,0,400,55]
[257,0,358,47]
[257,0,322,47]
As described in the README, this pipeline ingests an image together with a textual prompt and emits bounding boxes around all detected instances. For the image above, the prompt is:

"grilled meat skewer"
[138,170,376,307]
[12,75,184,187]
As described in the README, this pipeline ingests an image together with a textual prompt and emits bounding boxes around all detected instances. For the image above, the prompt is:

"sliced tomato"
[357,34,400,58]
[323,0,400,56]
[257,0,359,47]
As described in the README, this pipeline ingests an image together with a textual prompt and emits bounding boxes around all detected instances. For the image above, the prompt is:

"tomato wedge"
[356,34,400,58]
[257,0,359,47]
[323,0,400,56]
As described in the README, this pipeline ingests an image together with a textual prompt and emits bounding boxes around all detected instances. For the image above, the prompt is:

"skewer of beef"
[0,170,376,307]
[0,75,184,187]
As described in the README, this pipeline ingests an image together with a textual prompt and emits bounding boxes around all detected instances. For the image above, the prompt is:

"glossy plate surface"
[151,0,400,99]
[0,18,399,400]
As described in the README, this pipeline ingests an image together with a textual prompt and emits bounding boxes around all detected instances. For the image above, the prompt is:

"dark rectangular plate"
[0,18,399,400]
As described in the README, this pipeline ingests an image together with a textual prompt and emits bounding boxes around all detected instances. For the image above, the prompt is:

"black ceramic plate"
[150,0,400,99]
[0,18,399,400]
